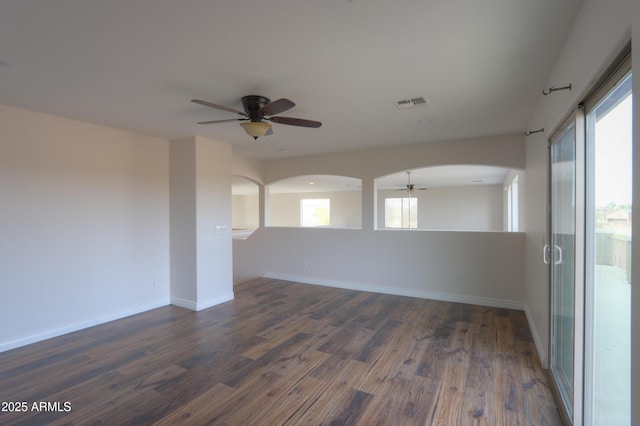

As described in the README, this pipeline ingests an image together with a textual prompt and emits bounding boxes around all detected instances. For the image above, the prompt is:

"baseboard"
[0,300,169,353]
[170,296,197,310]
[524,304,548,368]
[170,292,234,311]
[262,272,525,311]
[195,292,235,311]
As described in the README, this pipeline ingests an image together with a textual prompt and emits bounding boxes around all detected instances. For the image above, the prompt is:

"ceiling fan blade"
[197,118,246,125]
[269,116,322,128]
[260,98,295,116]
[395,185,426,191]
[192,99,247,116]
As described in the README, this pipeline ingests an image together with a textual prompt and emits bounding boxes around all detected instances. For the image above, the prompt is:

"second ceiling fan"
[398,171,428,196]
[192,95,322,140]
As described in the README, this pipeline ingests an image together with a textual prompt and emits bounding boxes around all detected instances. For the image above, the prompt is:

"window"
[506,175,519,232]
[301,199,330,227]
[385,197,417,229]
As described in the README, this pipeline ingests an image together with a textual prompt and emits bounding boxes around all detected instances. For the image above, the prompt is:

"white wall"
[264,134,525,182]
[170,139,197,304]
[523,0,636,368]
[0,104,170,351]
[232,194,259,229]
[195,137,234,308]
[377,185,503,231]
[268,190,362,229]
[234,228,525,308]
[232,155,265,185]
[170,136,234,311]
[234,134,526,307]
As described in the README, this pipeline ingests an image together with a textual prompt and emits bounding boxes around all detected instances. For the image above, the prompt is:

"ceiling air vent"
[394,96,429,110]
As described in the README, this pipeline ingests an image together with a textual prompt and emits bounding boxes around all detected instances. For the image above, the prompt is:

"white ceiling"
[0,1,582,160]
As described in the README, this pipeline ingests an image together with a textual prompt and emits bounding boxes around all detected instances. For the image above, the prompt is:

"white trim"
[170,296,197,310]
[195,293,235,311]
[262,272,525,311]
[170,293,235,311]
[525,303,548,368]
[0,300,168,353]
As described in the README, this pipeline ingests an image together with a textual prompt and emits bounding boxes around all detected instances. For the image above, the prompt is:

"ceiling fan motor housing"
[242,95,270,121]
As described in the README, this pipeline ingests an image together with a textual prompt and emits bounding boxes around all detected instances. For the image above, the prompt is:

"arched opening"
[232,175,260,239]
[376,165,523,231]
[267,175,362,229]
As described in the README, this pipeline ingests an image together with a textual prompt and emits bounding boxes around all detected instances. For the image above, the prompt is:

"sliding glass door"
[548,47,631,425]
[549,117,583,423]
[584,67,632,426]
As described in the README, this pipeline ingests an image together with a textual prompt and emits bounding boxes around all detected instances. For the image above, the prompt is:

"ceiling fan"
[397,171,428,196]
[191,95,322,140]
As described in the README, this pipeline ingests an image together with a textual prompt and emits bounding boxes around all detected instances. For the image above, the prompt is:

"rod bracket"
[525,128,544,136]
[542,84,572,96]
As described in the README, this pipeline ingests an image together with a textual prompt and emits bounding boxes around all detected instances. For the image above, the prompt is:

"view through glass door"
[585,68,632,426]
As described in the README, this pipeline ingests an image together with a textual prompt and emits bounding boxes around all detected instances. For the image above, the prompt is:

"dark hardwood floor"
[0,278,561,425]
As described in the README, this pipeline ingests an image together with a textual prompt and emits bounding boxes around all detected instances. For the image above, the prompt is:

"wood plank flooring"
[0,278,562,425]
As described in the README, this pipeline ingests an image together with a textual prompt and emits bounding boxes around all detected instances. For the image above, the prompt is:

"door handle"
[543,244,551,264]
[553,244,563,265]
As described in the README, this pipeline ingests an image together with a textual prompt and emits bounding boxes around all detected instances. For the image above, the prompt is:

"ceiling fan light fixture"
[240,121,271,139]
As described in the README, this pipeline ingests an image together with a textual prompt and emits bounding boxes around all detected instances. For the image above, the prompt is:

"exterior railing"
[596,229,632,283]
